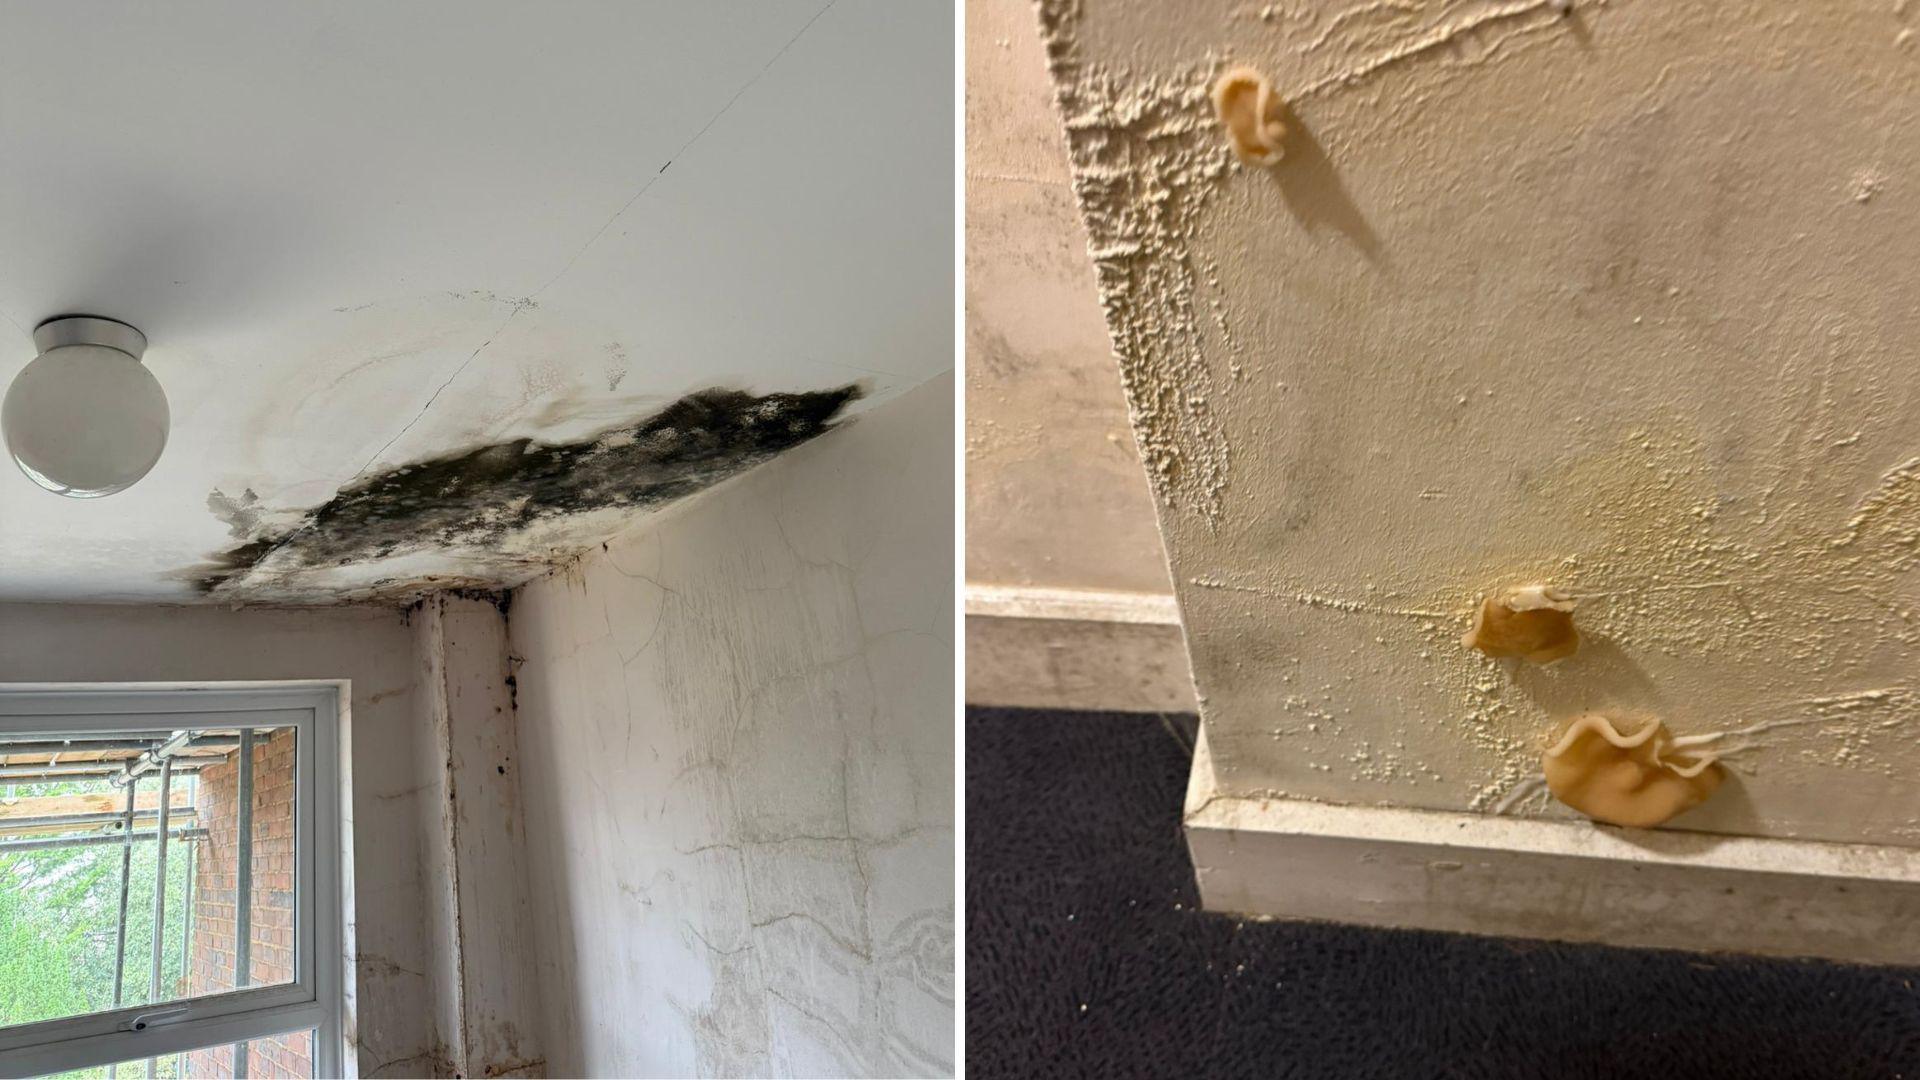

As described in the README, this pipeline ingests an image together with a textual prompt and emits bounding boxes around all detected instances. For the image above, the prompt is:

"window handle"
[121,1006,189,1032]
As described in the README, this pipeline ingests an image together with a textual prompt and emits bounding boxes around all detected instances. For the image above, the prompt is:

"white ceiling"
[0,1,952,603]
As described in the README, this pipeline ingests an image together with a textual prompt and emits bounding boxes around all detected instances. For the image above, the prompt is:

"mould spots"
[603,343,630,391]
[191,385,860,602]
[447,586,513,616]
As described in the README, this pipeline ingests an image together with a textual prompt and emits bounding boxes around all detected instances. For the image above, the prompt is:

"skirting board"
[1184,727,1920,965]
[964,585,1197,713]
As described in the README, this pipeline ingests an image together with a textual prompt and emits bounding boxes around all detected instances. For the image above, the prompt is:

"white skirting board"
[964,585,1198,714]
[1184,727,1920,965]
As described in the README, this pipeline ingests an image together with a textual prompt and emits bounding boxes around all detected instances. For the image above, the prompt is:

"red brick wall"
[182,729,311,1079]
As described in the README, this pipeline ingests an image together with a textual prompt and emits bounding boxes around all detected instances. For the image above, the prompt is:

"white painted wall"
[0,602,438,1075]
[508,374,954,1077]
[1037,0,1920,847]
[411,596,542,1078]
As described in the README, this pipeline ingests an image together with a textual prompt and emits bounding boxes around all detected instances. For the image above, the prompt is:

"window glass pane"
[0,725,299,1029]
[29,1026,317,1079]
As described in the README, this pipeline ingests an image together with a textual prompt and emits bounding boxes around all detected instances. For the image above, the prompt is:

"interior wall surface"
[966,0,1173,595]
[0,601,438,1075]
[507,374,955,1077]
[1035,0,1920,846]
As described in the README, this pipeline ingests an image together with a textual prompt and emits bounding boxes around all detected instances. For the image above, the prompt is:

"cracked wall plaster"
[507,374,954,1077]
[1038,0,1920,846]
[191,385,860,606]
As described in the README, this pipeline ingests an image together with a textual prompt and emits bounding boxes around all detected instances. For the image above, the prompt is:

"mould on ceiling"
[190,385,861,605]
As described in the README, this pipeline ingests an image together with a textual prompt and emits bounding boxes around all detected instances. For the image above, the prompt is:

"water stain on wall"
[190,385,861,603]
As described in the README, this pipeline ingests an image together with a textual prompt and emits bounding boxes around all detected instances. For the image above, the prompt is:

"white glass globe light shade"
[4,342,169,498]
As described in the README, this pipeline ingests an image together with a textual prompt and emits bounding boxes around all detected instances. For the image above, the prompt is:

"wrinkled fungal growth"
[1211,67,1287,166]
[1542,713,1724,828]
[1462,584,1580,664]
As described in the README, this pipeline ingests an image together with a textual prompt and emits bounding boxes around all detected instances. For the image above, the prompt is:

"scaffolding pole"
[110,776,137,1080]
[178,776,195,1080]
[0,738,167,755]
[146,757,172,1079]
[233,727,253,1079]
[0,730,179,746]
[0,808,197,833]
[0,826,206,853]
[0,761,212,782]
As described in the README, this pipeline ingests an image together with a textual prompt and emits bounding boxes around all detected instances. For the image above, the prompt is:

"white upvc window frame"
[0,685,344,1079]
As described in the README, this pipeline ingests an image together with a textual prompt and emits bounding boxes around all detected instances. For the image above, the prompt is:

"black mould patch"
[193,385,861,597]
[447,586,513,617]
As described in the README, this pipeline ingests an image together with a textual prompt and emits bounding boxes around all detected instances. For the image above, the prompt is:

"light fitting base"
[32,315,147,361]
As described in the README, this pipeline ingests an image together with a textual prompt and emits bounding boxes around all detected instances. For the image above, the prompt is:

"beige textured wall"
[1036,0,1920,846]
[965,0,1172,595]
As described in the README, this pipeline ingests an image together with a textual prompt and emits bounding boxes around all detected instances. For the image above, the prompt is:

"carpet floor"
[965,706,1920,1079]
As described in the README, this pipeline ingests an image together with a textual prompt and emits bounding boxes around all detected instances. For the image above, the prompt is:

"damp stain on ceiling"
[193,385,861,604]
[0,1,952,604]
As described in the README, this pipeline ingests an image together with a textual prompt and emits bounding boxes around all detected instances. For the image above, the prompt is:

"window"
[0,688,342,1078]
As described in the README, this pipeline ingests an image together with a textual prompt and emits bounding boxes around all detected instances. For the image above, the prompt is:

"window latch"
[121,1006,189,1032]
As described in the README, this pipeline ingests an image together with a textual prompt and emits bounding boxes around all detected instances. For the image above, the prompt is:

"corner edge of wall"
[965,584,1198,714]
[1183,751,1920,966]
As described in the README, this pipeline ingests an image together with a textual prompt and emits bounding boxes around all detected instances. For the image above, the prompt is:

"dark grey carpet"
[965,706,1920,1080]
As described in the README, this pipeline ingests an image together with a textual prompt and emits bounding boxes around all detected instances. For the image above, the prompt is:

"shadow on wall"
[1511,633,1669,721]
[1268,104,1384,266]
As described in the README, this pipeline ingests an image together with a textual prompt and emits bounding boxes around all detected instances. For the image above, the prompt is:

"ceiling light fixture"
[3,316,168,498]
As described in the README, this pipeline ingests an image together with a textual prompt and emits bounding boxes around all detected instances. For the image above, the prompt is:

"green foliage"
[0,776,195,1077]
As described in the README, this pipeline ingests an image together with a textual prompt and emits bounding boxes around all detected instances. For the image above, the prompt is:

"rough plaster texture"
[1037,0,1920,846]
[966,0,1173,595]
[508,375,955,1077]
[0,602,435,1076]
